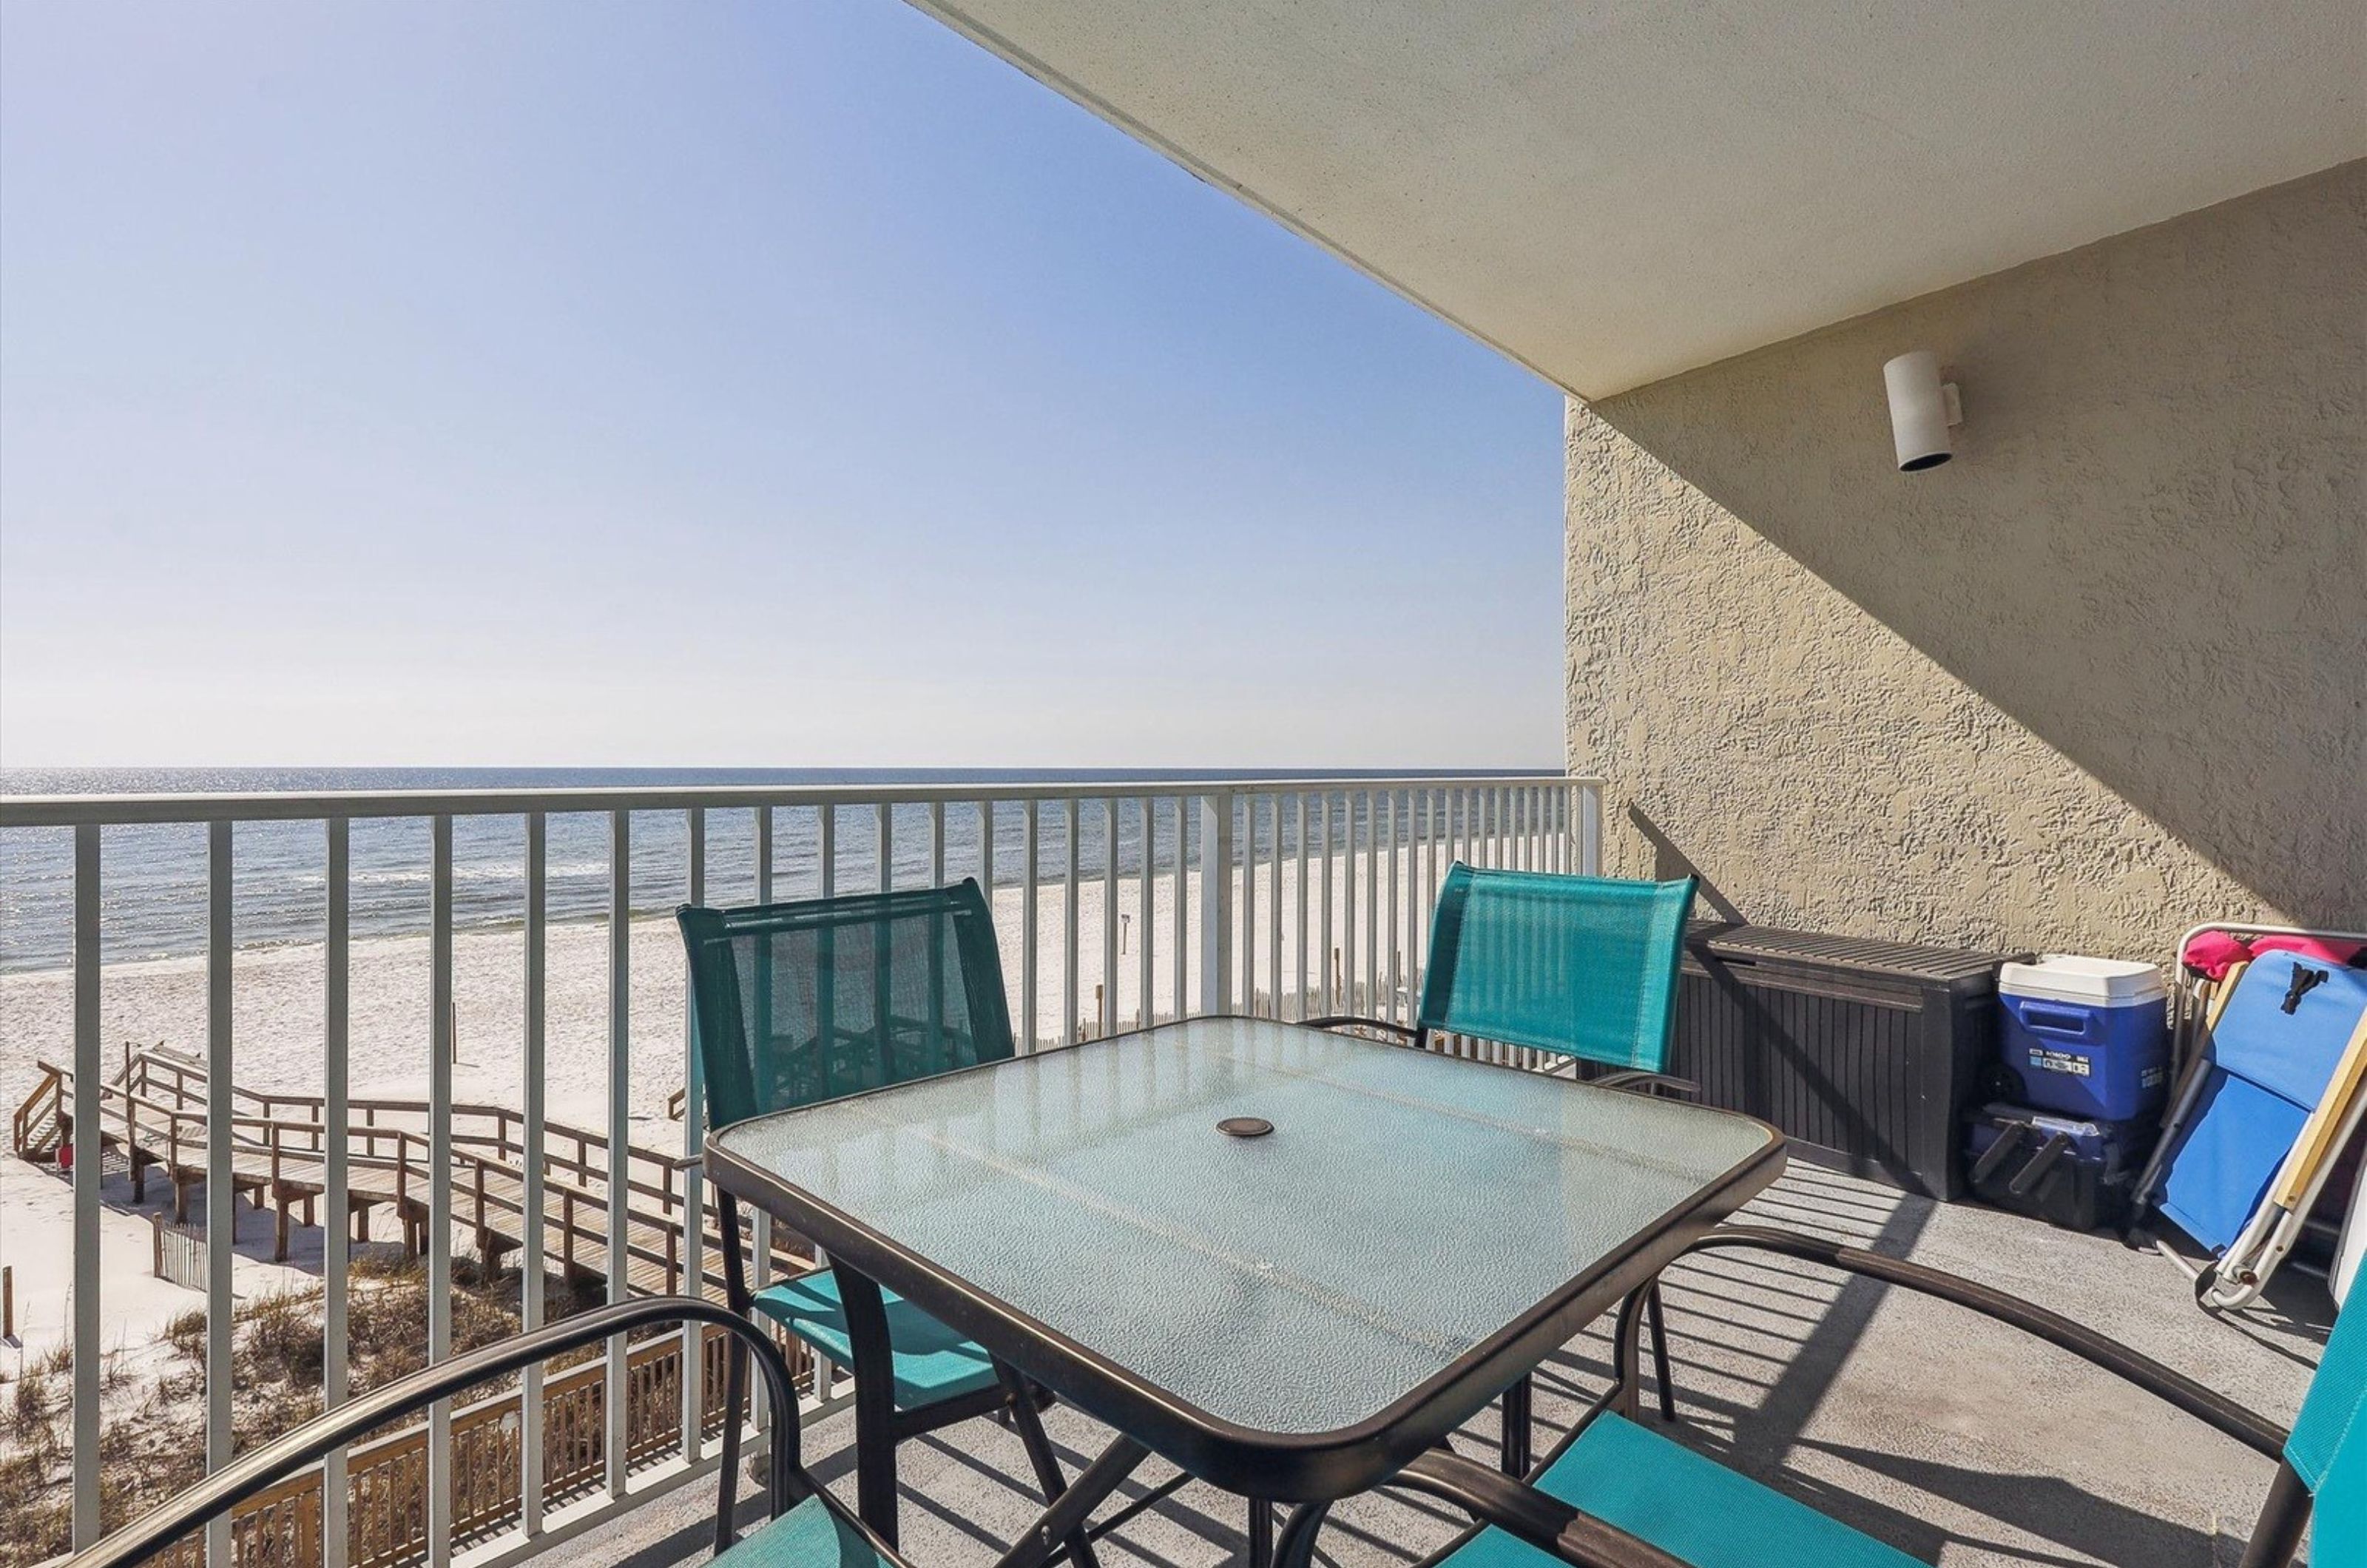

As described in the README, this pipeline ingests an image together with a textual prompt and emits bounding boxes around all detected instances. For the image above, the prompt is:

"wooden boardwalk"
[13,1048,796,1297]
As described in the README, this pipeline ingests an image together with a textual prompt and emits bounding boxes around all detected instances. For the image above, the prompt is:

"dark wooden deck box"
[1667,923,2019,1200]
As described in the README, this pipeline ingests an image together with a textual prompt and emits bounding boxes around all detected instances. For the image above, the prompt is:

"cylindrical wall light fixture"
[1883,351,1962,471]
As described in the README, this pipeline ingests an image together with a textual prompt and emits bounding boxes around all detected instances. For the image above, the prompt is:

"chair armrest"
[1669,1226,2288,1460]
[1303,1015,1419,1042]
[78,1297,804,1568]
[1277,1450,1692,1568]
[1590,1070,1697,1098]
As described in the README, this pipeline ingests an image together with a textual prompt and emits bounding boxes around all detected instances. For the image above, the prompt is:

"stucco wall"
[1565,160,2365,960]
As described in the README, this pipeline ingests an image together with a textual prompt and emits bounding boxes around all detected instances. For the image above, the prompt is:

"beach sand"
[1,854,1428,1132]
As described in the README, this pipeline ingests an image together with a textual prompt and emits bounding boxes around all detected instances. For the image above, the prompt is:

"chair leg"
[835,1265,903,1546]
[998,1364,1102,1568]
[1247,1498,1274,1568]
[2235,1461,2312,1568]
[1646,1283,1677,1422]
[715,1191,752,1560]
[1498,1373,1533,1475]
[715,1336,748,1560]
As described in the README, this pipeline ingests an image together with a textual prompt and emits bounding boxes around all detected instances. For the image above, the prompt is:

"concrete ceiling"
[905,1,2367,398]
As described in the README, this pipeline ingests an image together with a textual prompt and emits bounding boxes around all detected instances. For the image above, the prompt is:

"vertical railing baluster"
[820,800,837,900]
[877,802,893,893]
[976,800,994,908]
[1383,791,1400,1022]
[1171,800,1189,1018]
[1197,792,1233,1016]
[1022,798,1040,1050]
[428,815,455,1567]
[605,810,631,1498]
[323,818,351,1568]
[1340,794,1355,1014]
[931,800,947,888]
[70,822,101,1551]
[811,795,838,1363]
[206,820,234,1568]
[1265,797,1283,1021]
[1136,797,1154,1029]
[681,807,706,1463]
[521,811,548,1538]
[1418,791,1436,1010]
[1364,791,1380,1018]
[1101,800,1119,1039]
[1293,795,1310,1021]
[1063,797,1081,1046]
[754,808,780,1411]
[1237,797,1256,1016]
[1319,794,1335,1016]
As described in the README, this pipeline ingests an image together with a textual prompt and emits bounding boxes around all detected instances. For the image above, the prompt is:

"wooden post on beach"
[126,1095,143,1203]
[3,1264,13,1342]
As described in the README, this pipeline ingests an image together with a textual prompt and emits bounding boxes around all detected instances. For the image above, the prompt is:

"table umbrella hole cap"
[1218,1117,1274,1138]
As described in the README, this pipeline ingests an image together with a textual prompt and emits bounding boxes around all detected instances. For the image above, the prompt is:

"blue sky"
[0,4,1563,769]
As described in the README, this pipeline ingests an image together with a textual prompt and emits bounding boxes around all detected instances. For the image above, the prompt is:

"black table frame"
[703,1021,1786,1547]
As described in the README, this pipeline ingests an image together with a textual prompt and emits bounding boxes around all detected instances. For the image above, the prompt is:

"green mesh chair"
[1312,862,1698,1471]
[1314,863,1696,1087]
[1269,1223,2357,1568]
[72,1297,910,1568]
[680,880,1093,1557]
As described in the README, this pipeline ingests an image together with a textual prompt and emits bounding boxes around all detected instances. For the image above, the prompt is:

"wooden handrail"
[11,1064,64,1154]
[34,1047,790,1291]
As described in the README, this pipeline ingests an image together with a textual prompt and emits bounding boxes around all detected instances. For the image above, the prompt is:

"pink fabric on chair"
[2181,930,2252,981]
[2181,930,2366,982]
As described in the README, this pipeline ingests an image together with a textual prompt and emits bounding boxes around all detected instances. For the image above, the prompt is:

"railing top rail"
[0,773,1596,828]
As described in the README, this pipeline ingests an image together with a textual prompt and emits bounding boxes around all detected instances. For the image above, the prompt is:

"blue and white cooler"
[1996,955,2171,1122]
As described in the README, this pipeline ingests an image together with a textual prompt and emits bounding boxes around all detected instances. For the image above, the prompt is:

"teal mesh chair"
[1313,863,1699,1470]
[1270,1223,2354,1568]
[1313,863,1697,1086]
[2279,1283,2364,1565]
[69,1297,909,1568]
[680,881,1091,1557]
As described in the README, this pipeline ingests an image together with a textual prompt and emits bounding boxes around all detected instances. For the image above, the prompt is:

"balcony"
[0,773,2335,1568]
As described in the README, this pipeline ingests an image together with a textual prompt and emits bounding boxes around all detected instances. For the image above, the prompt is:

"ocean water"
[0,767,1468,975]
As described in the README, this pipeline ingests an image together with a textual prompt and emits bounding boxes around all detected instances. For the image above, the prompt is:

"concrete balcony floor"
[549,1164,2329,1568]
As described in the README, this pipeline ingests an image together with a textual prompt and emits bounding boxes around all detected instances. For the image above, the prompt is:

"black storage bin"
[1667,924,2017,1199]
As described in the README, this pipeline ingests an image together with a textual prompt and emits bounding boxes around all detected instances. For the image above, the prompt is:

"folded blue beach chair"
[2146,949,2367,1305]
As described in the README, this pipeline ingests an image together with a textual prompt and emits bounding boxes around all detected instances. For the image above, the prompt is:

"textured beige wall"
[1566,161,2366,960]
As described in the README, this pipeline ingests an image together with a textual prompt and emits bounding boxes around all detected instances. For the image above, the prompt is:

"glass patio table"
[703,1016,1784,1551]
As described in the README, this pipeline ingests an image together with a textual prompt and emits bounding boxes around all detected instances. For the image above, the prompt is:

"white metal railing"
[0,772,1601,1566]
